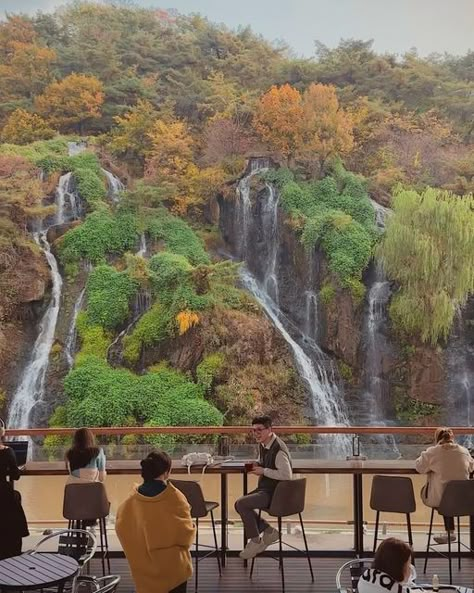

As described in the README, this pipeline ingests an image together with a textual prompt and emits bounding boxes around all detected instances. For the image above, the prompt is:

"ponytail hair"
[435,427,454,444]
[140,450,171,481]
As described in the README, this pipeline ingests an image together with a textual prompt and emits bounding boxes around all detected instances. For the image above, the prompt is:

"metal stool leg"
[195,517,199,593]
[102,517,110,574]
[299,513,314,581]
[373,511,380,553]
[210,510,222,576]
[448,522,452,585]
[457,516,461,571]
[407,513,415,566]
[98,517,105,576]
[424,508,434,574]
[278,517,285,592]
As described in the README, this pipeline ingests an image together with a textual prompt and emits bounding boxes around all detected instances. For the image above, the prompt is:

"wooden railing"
[6,425,474,437]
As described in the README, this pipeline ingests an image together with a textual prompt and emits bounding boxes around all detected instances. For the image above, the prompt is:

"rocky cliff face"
[0,244,50,414]
[216,174,473,427]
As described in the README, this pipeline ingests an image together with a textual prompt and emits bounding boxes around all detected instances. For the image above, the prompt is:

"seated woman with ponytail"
[116,451,195,593]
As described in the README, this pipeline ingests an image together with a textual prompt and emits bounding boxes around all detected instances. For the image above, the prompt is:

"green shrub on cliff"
[270,166,377,286]
[146,209,210,266]
[86,265,138,330]
[62,357,223,429]
[60,208,139,264]
[196,353,225,393]
[378,187,474,344]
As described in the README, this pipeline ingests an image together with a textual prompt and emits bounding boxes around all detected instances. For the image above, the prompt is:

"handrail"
[5,425,474,437]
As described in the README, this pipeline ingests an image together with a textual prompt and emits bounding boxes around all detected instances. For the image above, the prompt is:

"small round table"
[0,553,79,591]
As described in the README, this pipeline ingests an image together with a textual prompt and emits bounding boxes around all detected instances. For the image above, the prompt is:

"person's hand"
[250,466,264,476]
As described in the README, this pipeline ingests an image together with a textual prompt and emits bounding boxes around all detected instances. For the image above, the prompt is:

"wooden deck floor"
[91,556,474,593]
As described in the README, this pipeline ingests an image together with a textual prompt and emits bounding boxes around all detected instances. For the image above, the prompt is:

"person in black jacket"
[0,420,29,559]
[235,415,293,560]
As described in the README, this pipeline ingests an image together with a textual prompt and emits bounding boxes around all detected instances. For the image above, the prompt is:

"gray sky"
[1,0,473,57]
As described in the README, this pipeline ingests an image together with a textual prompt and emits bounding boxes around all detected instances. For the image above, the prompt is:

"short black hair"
[252,415,272,428]
[140,450,172,481]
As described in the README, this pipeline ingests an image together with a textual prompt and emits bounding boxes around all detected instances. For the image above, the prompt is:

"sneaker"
[433,532,457,544]
[239,538,267,559]
[262,527,280,546]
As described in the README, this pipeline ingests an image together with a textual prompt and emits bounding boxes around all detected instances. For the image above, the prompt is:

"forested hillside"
[0,3,473,442]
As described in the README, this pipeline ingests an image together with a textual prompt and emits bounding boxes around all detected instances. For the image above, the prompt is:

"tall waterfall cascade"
[8,141,127,429]
[236,161,351,454]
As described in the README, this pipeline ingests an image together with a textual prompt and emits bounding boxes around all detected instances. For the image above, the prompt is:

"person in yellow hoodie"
[116,451,195,593]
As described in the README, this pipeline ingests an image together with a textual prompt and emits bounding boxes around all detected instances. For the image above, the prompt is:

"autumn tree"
[298,83,354,176]
[1,109,56,144]
[145,117,225,214]
[107,100,158,168]
[35,73,104,133]
[254,84,303,165]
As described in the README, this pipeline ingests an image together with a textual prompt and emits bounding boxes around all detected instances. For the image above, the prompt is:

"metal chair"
[250,478,314,593]
[370,475,416,552]
[63,483,111,575]
[28,528,96,589]
[170,479,221,592]
[335,558,373,593]
[74,575,120,593]
[423,480,474,584]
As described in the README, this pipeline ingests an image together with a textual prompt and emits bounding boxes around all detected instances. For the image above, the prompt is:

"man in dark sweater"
[235,415,293,559]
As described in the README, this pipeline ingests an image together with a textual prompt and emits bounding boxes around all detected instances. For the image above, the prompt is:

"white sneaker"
[239,538,267,559]
[262,527,280,546]
[434,532,457,544]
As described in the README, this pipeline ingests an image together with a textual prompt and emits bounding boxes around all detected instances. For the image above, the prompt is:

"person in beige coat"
[415,427,474,544]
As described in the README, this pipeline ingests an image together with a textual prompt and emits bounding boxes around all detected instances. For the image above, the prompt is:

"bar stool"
[423,480,474,584]
[170,479,221,592]
[63,482,111,575]
[370,475,416,552]
[250,478,314,593]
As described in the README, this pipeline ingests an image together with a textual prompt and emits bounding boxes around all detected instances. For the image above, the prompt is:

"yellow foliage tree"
[35,73,104,133]
[146,118,194,179]
[1,109,56,144]
[254,84,303,165]
[107,100,158,165]
[176,310,200,335]
[298,83,354,175]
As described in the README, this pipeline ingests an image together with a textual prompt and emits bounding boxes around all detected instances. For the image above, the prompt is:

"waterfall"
[304,290,318,340]
[55,172,82,223]
[102,169,124,203]
[242,270,350,454]
[7,232,63,429]
[67,141,87,156]
[236,161,269,257]
[137,233,147,258]
[370,199,391,230]
[262,183,279,304]
[236,160,350,454]
[64,288,85,369]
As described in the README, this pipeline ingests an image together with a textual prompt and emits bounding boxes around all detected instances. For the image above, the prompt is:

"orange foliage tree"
[254,83,353,175]
[299,83,354,176]
[254,83,303,165]
[1,109,56,144]
[35,73,104,133]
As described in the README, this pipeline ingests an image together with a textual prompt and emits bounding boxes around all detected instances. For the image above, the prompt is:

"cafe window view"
[0,0,473,591]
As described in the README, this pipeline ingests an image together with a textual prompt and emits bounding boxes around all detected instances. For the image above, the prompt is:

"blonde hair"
[0,417,5,440]
[435,427,454,444]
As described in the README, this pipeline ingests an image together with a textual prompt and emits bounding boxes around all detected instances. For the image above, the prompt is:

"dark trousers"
[170,583,187,593]
[442,515,455,531]
[235,490,272,539]
[0,538,21,560]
